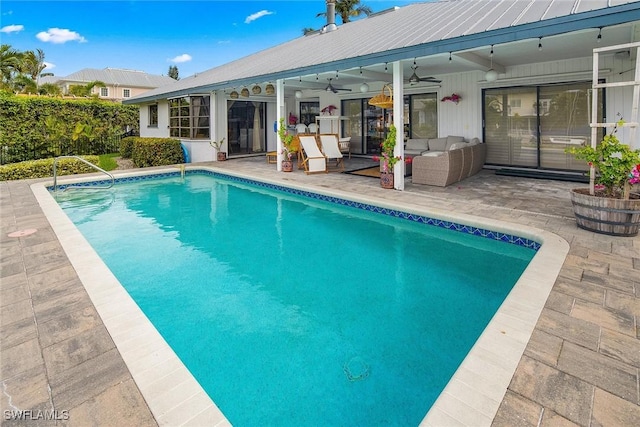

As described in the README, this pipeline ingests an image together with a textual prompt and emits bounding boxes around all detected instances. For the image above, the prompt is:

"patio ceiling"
[281,22,638,93]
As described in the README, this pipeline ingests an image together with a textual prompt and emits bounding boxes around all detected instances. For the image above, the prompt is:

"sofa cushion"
[428,137,447,151]
[468,137,480,145]
[406,139,429,151]
[445,136,465,150]
[421,151,444,156]
[448,142,467,151]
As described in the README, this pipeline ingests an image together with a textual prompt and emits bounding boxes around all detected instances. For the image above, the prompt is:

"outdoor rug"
[343,166,380,178]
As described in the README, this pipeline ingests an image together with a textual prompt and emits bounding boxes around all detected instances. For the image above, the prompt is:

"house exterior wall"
[434,55,638,150]
[136,53,640,161]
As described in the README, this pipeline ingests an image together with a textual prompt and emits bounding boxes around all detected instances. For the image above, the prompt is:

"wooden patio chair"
[298,135,327,174]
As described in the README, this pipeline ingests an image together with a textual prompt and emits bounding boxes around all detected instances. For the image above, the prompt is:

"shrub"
[0,156,100,181]
[120,137,135,158]
[131,137,184,167]
[0,92,138,163]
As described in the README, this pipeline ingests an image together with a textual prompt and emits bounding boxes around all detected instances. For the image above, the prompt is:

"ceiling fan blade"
[419,77,441,83]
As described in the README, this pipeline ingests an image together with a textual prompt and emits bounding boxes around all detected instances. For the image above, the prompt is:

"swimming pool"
[32,168,568,427]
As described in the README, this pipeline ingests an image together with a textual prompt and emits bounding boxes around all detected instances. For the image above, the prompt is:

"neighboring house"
[44,68,176,101]
[125,0,640,186]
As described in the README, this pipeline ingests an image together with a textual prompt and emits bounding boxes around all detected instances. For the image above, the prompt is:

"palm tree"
[0,44,22,86]
[335,0,372,23]
[316,0,372,24]
[22,49,47,83]
[68,80,106,97]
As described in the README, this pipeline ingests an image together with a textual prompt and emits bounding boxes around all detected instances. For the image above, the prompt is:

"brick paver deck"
[1,157,638,426]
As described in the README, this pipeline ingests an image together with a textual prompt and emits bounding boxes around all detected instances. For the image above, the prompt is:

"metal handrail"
[53,156,115,192]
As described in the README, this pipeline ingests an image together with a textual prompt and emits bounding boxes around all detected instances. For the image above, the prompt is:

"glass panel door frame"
[482,81,605,172]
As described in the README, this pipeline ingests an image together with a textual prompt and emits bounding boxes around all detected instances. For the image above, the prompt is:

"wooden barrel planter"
[570,189,640,237]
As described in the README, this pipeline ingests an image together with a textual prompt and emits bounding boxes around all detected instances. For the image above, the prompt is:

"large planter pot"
[380,172,394,189]
[570,188,640,237]
[282,160,293,172]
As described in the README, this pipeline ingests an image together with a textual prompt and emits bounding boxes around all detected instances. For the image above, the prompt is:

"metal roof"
[61,68,176,88]
[126,0,640,104]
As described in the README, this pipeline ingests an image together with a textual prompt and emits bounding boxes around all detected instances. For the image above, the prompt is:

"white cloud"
[170,54,192,63]
[43,62,55,71]
[0,24,24,34]
[36,28,86,44]
[245,10,273,24]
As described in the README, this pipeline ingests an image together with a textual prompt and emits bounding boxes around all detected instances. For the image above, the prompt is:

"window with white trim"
[148,104,158,127]
[100,87,108,97]
[123,88,131,98]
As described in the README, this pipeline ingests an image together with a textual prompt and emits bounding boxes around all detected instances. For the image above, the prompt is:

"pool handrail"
[53,155,115,192]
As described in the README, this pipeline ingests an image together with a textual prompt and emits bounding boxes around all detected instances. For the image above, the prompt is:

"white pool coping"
[32,166,569,427]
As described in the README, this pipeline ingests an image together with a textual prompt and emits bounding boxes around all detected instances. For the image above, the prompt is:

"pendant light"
[485,45,498,82]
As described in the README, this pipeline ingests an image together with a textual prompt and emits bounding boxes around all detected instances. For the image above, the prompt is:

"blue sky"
[1,1,415,78]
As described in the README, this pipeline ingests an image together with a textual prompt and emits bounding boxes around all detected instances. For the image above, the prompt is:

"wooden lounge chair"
[298,135,327,174]
[318,134,345,172]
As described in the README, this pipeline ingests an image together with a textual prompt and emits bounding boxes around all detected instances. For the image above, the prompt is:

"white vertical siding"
[433,53,639,149]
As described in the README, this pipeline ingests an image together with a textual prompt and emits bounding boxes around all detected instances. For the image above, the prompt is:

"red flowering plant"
[441,93,461,104]
[278,118,297,160]
[566,119,640,199]
[288,113,298,125]
[321,105,337,115]
[372,125,402,173]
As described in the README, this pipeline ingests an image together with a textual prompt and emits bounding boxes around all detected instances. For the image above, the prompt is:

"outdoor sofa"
[408,136,486,187]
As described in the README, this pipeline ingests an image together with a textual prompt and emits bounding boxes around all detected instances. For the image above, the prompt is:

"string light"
[597,27,602,43]
[449,52,452,62]
[538,37,543,51]
[384,62,388,72]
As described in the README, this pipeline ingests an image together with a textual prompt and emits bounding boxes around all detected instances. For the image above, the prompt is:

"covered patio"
[2,158,638,426]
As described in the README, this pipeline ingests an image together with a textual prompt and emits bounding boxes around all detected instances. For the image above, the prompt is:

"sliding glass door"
[539,83,595,170]
[483,82,603,171]
[341,93,438,155]
[227,101,266,155]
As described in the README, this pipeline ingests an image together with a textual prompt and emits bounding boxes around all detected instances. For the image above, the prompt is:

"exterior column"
[276,79,285,171]
[392,61,405,190]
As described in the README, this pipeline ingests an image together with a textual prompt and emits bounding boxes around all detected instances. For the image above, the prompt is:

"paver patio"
[1,157,638,426]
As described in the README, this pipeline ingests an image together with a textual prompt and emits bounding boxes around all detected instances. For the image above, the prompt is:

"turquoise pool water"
[56,171,536,426]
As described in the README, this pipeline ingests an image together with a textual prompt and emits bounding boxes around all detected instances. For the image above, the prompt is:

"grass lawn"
[99,153,119,171]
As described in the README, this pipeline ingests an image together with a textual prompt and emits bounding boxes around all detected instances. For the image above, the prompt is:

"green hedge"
[0,156,100,181]
[0,91,138,164]
[120,137,135,158]
[130,137,184,167]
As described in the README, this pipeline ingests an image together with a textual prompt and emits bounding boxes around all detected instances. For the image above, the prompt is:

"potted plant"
[373,124,401,189]
[278,118,297,172]
[566,119,640,236]
[210,137,226,161]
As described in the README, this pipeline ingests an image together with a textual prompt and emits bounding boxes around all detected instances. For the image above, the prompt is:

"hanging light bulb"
[538,37,543,51]
[485,45,498,82]
[295,90,303,99]
[597,27,602,43]
[384,62,388,72]
[449,52,452,62]
[360,82,369,93]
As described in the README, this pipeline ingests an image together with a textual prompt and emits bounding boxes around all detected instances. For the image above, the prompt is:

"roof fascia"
[125,2,640,105]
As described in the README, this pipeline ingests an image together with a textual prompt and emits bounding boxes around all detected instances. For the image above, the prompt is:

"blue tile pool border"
[49,169,541,251]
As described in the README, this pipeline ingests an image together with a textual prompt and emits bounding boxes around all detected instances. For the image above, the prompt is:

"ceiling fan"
[407,61,441,84]
[325,78,352,93]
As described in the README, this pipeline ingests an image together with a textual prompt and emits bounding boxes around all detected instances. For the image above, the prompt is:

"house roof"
[126,0,640,104]
[59,68,176,88]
